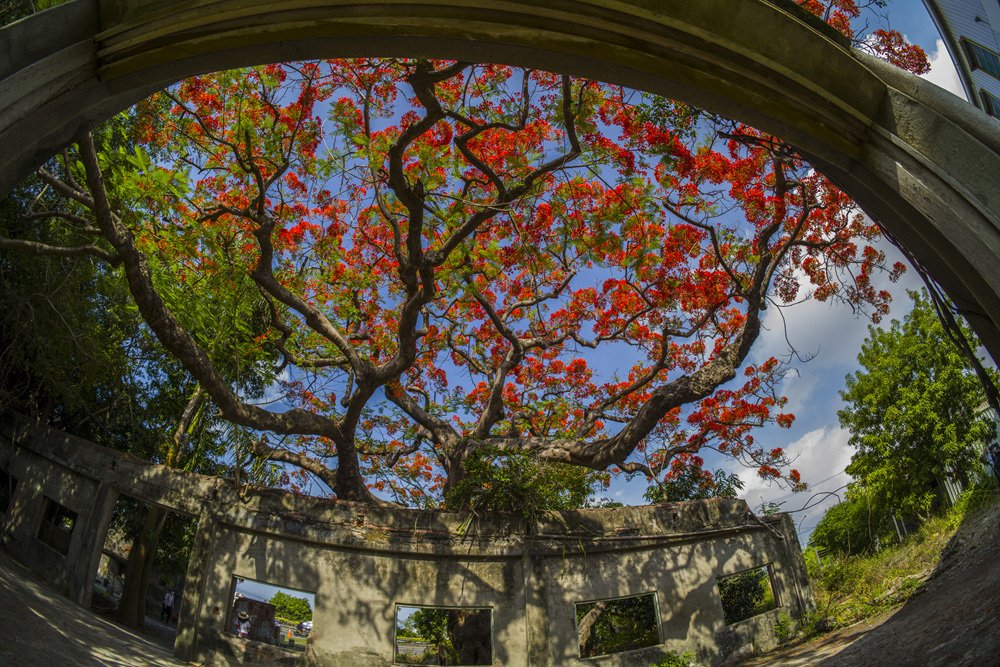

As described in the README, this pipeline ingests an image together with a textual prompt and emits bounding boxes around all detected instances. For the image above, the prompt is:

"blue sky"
[235,576,317,611]
[600,0,970,543]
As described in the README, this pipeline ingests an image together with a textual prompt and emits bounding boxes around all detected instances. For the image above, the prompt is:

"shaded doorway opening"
[91,494,196,648]
[35,495,76,556]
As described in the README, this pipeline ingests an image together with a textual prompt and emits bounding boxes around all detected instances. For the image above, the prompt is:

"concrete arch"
[2,0,1000,356]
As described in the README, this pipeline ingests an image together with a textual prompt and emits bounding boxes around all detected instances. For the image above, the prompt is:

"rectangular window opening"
[962,39,1000,80]
[717,564,779,624]
[0,468,16,515]
[228,575,316,652]
[574,592,660,659]
[394,604,493,665]
[36,496,77,556]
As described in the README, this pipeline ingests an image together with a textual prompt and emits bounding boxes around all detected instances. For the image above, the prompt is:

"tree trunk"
[576,601,608,657]
[116,503,167,627]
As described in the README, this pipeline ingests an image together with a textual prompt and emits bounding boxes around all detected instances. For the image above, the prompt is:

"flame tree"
[1,1,927,506]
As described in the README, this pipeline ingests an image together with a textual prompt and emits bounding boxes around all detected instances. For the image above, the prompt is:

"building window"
[574,592,660,658]
[36,497,77,556]
[395,605,492,665]
[981,89,1000,117]
[962,39,1000,81]
[228,576,316,650]
[717,564,779,624]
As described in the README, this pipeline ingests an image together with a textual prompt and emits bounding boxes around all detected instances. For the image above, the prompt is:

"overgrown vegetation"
[716,566,777,625]
[838,290,998,521]
[650,651,695,667]
[445,447,603,521]
[794,483,998,643]
[575,593,660,658]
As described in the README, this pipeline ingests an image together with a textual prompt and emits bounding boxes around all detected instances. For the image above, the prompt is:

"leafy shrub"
[717,567,776,624]
[773,613,793,643]
[445,447,601,520]
[809,489,892,557]
[651,651,695,667]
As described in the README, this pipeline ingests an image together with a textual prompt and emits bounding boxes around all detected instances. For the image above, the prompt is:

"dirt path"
[744,499,1000,666]
[0,549,187,667]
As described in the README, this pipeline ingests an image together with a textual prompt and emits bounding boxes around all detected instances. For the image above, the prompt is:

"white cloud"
[752,236,923,411]
[920,38,967,101]
[258,366,292,406]
[737,424,854,510]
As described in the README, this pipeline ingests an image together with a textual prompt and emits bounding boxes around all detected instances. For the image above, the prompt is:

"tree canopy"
[839,290,997,519]
[270,590,313,622]
[0,1,927,508]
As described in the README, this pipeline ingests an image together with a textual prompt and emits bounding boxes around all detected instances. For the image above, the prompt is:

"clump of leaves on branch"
[3,4,927,506]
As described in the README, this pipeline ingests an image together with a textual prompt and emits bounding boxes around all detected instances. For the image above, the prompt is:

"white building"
[923,0,1000,116]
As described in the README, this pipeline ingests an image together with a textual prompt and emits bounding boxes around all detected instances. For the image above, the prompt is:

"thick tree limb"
[0,237,119,264]
[75,133,351,446]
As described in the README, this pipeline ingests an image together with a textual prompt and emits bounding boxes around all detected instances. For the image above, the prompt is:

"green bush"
[651,651,695,667]
[773,613,793,643]
[269,591,312,623]
[809,489,892,557]
[717,567,776,624]
[445,447,601,520]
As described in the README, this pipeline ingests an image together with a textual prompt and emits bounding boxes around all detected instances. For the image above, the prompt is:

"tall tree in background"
[839,290,997,519]
[0,120,272,627]
[0,0,928,508]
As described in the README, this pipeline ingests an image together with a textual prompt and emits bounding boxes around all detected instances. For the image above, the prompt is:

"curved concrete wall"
[0,415,813,665]
[1,0,1000,358]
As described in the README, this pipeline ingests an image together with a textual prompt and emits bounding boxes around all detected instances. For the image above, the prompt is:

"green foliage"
[809,488,893,557]
[650,651,695,667]
[0,0,68,25]
[404,608,457,665]
[717,567,776,625]
[445,447,601,519]
[644,461,743,503]
[773,612,793,643]
[809,485,997,631]
[839,290,997,519]
[269,591,313,623]
[576,594,659,658]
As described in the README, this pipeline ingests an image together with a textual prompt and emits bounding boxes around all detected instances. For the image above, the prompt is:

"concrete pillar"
[1,461,44,556]
[776,515,815,615]
[68,481,119,607]
[523,550,550,667]
[174,509,218,662]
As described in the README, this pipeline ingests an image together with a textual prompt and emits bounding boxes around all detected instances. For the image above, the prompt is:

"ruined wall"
[0,414,813,665]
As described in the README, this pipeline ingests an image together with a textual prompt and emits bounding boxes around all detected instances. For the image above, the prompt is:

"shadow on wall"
[0,418,812,666]
[536,504,803,664]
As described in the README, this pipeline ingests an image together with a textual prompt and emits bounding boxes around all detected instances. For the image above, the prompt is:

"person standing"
[237,611,251,638]
[161,589,175,623]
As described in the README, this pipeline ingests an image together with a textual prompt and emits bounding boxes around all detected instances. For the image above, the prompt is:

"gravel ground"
[743,498,1000,666]
[0,550,187,667]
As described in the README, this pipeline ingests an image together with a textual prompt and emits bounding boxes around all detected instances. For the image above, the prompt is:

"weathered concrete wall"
[0,414,813,665]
